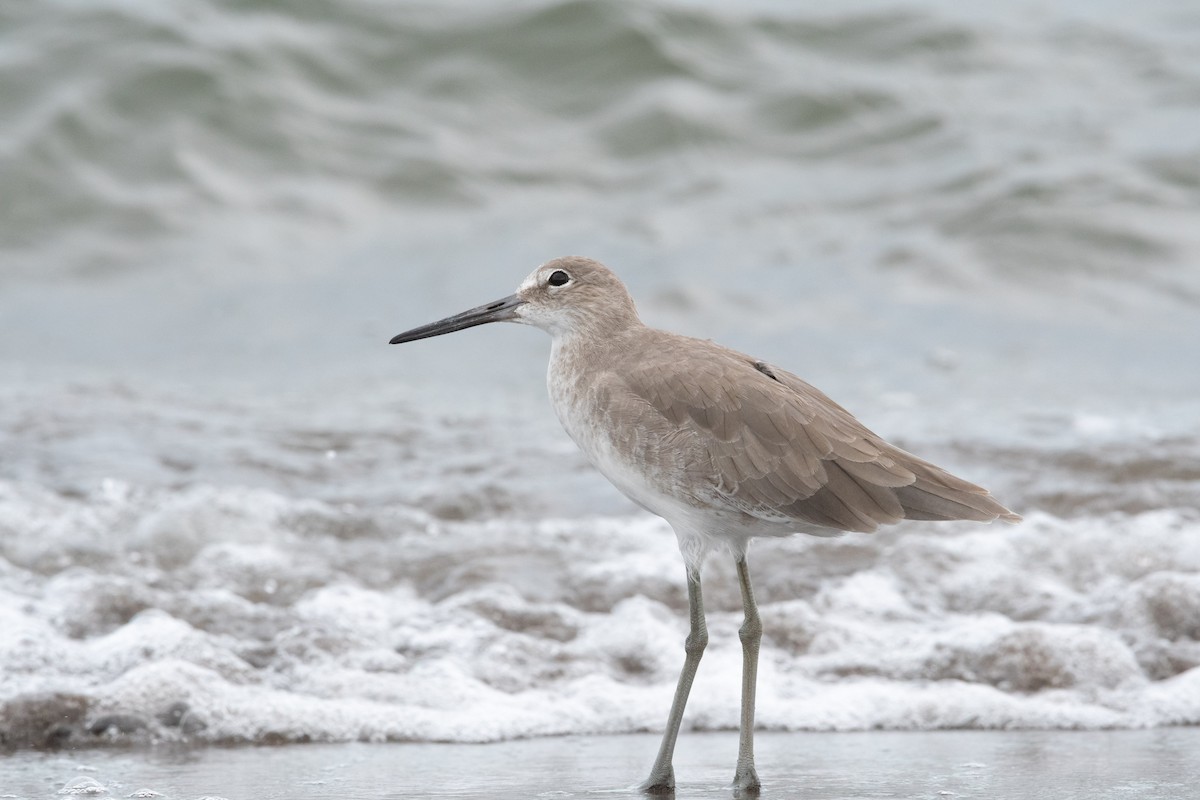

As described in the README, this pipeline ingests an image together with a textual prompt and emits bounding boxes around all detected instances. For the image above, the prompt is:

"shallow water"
[2,0,1200,761]
[3,730,1200,799]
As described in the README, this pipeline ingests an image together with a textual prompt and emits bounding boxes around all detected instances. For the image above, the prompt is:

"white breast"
[547,343,665,514]
[545,342,753,566]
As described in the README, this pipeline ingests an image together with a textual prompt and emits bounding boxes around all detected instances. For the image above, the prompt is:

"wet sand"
[3,729,1197,799]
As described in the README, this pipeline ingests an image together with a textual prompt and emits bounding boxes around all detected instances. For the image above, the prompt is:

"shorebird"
[390,256,1019,795]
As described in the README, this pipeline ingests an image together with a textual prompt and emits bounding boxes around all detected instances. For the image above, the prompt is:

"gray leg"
[733,557,762,794]
[641,568,708,794]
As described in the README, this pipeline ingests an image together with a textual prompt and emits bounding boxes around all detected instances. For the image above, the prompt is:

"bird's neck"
[552,313,644,359]
[550,294,642,345]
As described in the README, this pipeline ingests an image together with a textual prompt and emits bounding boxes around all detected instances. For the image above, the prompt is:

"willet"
[390,256,1020,795]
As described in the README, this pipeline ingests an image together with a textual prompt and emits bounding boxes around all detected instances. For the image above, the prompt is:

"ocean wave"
[2,0,1200,757]
[3,464,1199,750]
[4,0,1199,310]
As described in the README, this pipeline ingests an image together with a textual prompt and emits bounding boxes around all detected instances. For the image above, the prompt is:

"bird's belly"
[549,389,674,514]
[599,447,682,516]
[551,391,732,526]
[564,412,676,515]
[549,374,794,567]
[546,351,778,544]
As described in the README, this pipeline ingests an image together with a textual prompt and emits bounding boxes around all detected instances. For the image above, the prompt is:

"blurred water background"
[3,0,1200,777]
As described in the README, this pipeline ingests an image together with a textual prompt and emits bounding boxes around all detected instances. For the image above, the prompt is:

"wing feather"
[616,338,1019,533]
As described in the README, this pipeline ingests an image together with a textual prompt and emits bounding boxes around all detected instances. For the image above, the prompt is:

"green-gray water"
[2,0,1200,795]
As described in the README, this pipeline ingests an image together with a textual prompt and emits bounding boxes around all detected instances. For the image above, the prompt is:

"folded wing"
[621,343,1020,533]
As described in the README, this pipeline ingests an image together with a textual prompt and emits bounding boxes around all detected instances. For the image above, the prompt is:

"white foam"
[3,473,1200,747]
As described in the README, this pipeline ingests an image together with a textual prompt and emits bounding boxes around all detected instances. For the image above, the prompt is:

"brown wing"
[620,339,1020,533]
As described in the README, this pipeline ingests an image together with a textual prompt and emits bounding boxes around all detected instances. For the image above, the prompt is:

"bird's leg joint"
[738,614,762,645]
[685,626,708,657]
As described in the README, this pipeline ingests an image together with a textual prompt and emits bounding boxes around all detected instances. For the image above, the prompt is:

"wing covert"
[619,343,1014,533]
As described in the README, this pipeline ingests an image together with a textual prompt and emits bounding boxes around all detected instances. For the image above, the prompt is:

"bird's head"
[389,256,640,345]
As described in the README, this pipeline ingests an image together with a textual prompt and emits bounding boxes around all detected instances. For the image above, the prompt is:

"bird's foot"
[639,766,675,795]
[732,765,761,796]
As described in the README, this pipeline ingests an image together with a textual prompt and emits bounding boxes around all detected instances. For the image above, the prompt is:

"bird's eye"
[548,270,570,287]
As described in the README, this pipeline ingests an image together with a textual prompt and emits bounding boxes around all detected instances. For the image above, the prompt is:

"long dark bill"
[389,294,524,344]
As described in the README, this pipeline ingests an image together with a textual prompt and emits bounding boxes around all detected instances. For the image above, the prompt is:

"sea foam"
[3,474,1199,749]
